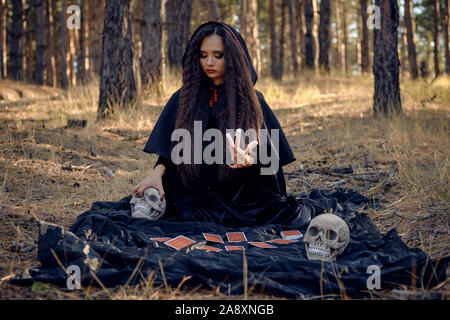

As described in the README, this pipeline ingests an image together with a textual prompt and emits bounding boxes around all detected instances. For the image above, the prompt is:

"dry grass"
[0,72,448,300]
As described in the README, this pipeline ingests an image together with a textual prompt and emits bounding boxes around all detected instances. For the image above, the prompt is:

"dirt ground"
[0,78,448,299]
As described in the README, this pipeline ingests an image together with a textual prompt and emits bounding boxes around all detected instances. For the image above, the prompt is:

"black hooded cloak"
[143,21,309,227]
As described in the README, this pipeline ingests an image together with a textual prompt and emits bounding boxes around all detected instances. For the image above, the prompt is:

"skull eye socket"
[148,195,158,202]
[308,226,319,237]
[326,230,337,241]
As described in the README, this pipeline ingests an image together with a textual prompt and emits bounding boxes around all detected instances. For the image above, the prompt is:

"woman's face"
[199,34,225,85]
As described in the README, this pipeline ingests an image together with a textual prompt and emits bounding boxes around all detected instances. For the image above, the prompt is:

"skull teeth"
[308,247,330,257]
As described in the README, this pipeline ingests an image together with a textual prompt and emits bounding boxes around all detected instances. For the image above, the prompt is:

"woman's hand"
[131,164,166,200]
[226,130,258,169]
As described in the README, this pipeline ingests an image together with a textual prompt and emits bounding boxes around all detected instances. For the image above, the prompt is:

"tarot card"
[226,232,247,243]
[267,238,299,244]
[164,235,196,250]
[202,233,224,243]
[198,245,222,252]
[225,245,245,251]
[150,237,172,242]
[248,242,277,248]
[280,230,303,240]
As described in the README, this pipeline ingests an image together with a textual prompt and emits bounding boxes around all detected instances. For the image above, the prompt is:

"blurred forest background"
[0,0,449,299]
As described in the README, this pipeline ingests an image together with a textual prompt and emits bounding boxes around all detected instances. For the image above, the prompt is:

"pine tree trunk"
[304,0,315,68]
[404,0,418,78]
[269,0,280,79]
[60,0,68,89]
[336,0,343,71]
[98,0,136,118]
[241,0,261,76]
[318,0,330,72]
[360,0,370,73]
[166,0,192,70]
[278,0,286,77]
[356,5,362,72]
[140,0,162,86]
[205,0,219,21]
[296,0,306,69]
[433,0,440,78]
[445,0,450,74]
[0,0,5,78]
[287,0,298,74]
[77,0,86,84]
[89,0,104,77]
[35,0,45,85]
[8,0,24,81]
[342,1,349,73]
[373,0,402,116]
[44,0,56,86]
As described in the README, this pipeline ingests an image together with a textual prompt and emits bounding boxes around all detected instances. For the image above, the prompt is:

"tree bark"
[8,0,24,81]
[342,0,349,73]
[241,0,261,76]
[34,0,46,85]
[140,0,162,86]
[269,0,280,79]
[433,0,440,78]
[60,0,68,89]
[318,0,330,72]
[443,0,449,74]
[98,0,136,118]
[373,0,402,116]
[296,0,306,69]
[404,0,418,78]
[166,0,192,70]
[89,0,104,77]
[304,0,315,68]
[205,0,219,21]
[44,0,56,86]
[360,0,370,73]
[77,0,86,84]
[0,0,5,78]
[287,0,298,74]
[278,0,286,77]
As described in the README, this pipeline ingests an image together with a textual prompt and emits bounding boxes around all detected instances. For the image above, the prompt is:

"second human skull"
[303,213,350,262]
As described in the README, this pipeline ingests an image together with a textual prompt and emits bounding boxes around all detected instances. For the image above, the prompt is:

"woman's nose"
[207,56,214,66]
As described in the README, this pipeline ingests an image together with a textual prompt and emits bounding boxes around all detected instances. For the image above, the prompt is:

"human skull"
[303,213,350,262]
[130,188,166,220]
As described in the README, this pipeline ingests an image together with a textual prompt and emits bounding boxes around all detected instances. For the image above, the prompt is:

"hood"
[181,21,258,86]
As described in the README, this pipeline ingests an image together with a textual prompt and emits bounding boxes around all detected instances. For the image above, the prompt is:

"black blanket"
[12,188,448,298]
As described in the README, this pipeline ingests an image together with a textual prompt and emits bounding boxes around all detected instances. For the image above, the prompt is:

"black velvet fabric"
[11,188,449,298]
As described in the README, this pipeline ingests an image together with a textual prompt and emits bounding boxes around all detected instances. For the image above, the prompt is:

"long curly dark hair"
[174,23,263,187]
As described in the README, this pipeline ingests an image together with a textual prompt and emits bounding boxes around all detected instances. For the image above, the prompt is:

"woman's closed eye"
[200,53,224,59]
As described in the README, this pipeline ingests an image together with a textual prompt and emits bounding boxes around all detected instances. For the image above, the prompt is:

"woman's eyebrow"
[200,50,224,53]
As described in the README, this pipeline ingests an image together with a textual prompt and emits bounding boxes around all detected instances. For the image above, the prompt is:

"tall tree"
[304,0,315,68]
[404,0,418,78]
[445,0,450,74]
[77,0,86,84]
[0,0,5,78]
[360,0,370,73]
[279,0,286,77]
[140,0,162,86]
[318,0,330,72]
[35,0,46,85]
[98,0,136,118]
[373,0,402,116]
[341,0,349,73]
[60,0,68,89]
[296,0,306,69]
[287,0,298,74]
[432,0,439,78]
[166,0,192,70]
[269,0,281,79]
[45,0,56,86]
[241,0,262,76]
[89,0,104,77]
[205,0,219,21]
[8,0,24,81]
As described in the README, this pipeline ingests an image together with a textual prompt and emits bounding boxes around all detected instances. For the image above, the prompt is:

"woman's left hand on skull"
[226,129,258,169]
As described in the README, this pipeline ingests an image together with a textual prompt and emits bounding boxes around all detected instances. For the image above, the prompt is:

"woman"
[131,21,310,227]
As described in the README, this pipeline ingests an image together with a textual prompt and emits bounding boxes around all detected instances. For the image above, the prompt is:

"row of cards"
[150,230,303,252]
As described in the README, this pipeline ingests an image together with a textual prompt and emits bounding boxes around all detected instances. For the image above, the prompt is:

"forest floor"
[0,74,448,300]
